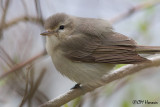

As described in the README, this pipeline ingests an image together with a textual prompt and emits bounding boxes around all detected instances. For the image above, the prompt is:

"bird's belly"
[51,51,115,85]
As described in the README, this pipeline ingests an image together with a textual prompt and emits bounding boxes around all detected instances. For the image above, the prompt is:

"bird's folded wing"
[60,32,149,64]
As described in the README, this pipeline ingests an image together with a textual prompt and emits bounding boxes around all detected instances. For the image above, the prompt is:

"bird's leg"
[71,83,81,89]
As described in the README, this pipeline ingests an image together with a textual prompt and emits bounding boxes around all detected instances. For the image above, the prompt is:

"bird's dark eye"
[59,25,64,30]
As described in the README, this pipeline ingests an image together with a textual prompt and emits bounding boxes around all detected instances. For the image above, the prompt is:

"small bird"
[41,13,160,88]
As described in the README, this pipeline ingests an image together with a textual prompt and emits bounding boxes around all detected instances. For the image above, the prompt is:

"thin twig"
[28,69,46,101]
[21,0,28,16]
[19,68,46,107]
[0,0,10,39]
[34,0,44,25]
[0,50,46,80]
[3,16,43,29]
[19,66,32,107]
[39,56,160,107]
[110,0,160,23]
[0,46,14,66]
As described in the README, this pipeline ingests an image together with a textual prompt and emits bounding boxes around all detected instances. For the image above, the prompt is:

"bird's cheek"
[57,31,66,40]
[54,33,59,38]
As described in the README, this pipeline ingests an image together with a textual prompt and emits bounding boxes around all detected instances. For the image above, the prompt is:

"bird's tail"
[136,45,160,54]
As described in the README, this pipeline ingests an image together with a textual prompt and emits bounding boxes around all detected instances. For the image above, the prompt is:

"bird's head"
[41,13,74,40]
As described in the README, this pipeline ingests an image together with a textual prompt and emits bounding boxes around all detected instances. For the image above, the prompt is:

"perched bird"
[41,13,160,88]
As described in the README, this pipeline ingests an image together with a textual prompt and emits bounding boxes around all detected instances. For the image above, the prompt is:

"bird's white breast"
[46,36,115,85]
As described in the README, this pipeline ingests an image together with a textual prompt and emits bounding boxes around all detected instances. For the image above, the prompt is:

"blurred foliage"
[121,100,131,107]
[64,104,69,107]
[72,97,82,107]
[137,5,156,44]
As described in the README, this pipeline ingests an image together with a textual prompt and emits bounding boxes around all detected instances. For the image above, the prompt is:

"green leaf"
[114,64,126,69]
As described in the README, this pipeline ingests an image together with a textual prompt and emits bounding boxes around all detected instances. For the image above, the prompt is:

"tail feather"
[136,45,160,54]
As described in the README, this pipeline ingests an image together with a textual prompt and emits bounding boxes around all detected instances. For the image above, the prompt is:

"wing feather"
[60,32,149,64]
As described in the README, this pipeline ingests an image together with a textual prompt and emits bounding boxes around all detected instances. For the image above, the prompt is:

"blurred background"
[0,0,160,107]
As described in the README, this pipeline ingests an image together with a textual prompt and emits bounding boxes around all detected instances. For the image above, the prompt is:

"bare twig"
[39,56,160,107]
[0,0,10,26]
[0,46,14,66]
[19,68,46,107]
[34,0,44,25]
[110,0,160,23]
[0,0,10,39]
[0,50,46,80]
[28,69,46,101]
[21,0,28,15]
[19,66,31,107]
[3,16,43,29]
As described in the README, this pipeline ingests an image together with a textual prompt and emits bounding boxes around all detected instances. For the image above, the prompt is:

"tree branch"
[0,50,46,80]
[3,16,43,29]
[110,0,160,23]
[0,0,10,39]
[39,55,160,107]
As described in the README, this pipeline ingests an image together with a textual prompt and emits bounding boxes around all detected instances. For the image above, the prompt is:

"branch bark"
[39,55,160,107]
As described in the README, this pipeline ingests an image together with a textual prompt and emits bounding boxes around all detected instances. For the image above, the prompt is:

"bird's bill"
[40,31,53,36]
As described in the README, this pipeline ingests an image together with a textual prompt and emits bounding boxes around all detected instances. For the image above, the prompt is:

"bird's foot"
[71,83,81,89]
